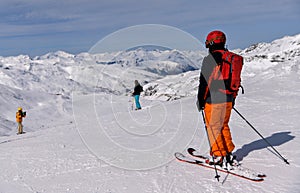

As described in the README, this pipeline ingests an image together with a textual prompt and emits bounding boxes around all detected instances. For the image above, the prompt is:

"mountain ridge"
[0,33,299,132]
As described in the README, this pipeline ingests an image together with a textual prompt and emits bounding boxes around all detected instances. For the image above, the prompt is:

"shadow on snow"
[234,131,295,162]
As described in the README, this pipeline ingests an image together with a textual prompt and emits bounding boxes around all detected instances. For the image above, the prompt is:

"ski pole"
[132,96,134,111]
[233,107,289,165]
[201,110,221,181]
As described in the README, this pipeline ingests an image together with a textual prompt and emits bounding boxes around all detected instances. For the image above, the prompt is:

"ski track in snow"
[0,34,300,192]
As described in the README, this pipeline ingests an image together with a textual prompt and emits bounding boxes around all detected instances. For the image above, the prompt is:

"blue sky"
[0,0,299,56]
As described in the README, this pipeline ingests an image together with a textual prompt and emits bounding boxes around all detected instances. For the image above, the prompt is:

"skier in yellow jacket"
[16,107,26,134]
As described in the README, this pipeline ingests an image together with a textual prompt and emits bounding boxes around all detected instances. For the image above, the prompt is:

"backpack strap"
[203,64,222,101]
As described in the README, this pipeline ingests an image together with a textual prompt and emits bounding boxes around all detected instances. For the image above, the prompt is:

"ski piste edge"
[187,147,267,178]
[174,152,265,182]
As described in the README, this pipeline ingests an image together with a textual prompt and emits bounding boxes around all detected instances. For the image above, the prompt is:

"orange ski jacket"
[16,111,26,123]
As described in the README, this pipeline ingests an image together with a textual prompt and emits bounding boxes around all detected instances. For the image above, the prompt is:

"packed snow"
[0,34,299,192]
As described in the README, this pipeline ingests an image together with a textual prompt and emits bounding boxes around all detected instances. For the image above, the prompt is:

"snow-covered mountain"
[143,34,300,100]
[0,33,299,135]
[0,34,299,192]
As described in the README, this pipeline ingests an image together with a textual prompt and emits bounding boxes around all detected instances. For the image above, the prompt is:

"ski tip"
[174,152,184,158]
[258,174,267,178]
[187,148,196,154]
[254,178,264,182]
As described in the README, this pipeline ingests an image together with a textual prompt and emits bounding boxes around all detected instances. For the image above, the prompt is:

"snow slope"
[0,34,299,192]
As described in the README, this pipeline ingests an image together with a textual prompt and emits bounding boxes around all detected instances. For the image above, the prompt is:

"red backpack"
[207,50,244,97]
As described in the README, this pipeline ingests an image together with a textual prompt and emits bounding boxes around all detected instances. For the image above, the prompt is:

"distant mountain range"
[0,33,299,133]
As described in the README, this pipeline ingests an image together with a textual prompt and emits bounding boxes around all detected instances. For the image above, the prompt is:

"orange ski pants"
[204,102,235,157]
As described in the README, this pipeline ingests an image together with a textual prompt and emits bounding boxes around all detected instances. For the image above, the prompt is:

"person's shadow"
[234,131,295,162]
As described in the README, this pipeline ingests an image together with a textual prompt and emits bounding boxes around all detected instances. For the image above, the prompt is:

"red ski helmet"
[205,30,226,48]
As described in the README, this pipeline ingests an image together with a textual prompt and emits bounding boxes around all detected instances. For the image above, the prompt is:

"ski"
[187,148,267,178]
[174,152,265,182]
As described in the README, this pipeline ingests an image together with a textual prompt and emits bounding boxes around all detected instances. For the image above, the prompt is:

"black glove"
[196,100,205,112]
